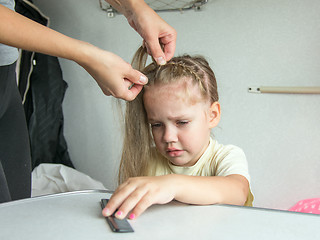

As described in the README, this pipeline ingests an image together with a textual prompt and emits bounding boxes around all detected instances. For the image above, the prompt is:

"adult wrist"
[71,40,97,68]
[107,0,149,19]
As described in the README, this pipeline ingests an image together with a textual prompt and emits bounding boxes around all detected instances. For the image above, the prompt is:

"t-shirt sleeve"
[214,145,251,183]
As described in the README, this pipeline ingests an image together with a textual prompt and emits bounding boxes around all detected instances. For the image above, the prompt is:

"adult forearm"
[171,174,249,206]
[0,5,86,63]
[105,0,148,18]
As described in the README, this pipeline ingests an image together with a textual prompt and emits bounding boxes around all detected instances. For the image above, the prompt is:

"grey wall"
[32,0,320,211]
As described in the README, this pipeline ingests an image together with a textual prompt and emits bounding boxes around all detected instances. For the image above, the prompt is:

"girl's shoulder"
[209,139,250,180]
[210,139,246,162]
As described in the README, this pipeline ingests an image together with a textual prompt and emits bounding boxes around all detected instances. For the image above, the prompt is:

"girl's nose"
[163,126,178,143]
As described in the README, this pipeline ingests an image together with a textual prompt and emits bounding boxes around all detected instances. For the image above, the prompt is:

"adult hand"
[0,5,147,101]
[76,42,148,101]
[102,175,175,219]
[127,4,177,65]
[106,0,177,65]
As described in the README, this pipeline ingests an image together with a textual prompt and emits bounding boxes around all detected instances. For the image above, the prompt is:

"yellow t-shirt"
[148,138,254,206]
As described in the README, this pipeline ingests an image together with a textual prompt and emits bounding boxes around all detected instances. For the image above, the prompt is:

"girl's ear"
[208,102,221,129]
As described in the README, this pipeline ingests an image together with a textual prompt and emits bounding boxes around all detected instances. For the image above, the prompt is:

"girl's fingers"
[129,192,155,219]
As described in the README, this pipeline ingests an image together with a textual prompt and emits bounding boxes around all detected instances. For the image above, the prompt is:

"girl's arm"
[173,174,249,205]
[103,174,249,220]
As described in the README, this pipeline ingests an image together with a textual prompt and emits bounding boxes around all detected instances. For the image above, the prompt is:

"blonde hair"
[118,47,219,184]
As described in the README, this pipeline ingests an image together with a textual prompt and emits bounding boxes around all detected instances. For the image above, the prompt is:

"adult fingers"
[145,36,167,65]
[161,33,176,62]
[126,82,144,101]
[145,32,177,64]
[117,68,147,101]
[124,67,148,86]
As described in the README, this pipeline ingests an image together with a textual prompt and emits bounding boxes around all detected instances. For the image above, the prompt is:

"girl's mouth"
[167,149,184,157]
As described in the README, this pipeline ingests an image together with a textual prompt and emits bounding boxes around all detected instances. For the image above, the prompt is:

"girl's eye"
[150,123,162,128]
[177,121,189,126]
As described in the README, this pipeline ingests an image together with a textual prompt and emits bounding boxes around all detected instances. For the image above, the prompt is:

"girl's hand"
[102,175,176,219]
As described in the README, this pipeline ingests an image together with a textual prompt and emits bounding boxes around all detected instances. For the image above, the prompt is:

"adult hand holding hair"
[76,45,147,101]
[106,0,177,65]
[0,4,147,101]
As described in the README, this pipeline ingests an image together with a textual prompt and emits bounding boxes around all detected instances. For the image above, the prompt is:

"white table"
[0,190,319,240]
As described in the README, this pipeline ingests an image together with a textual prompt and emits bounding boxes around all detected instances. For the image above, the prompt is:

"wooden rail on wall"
[248,86,320,94]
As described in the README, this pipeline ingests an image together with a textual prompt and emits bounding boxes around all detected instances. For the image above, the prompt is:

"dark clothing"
[15,0,73,170]
[0,0,73,203]
[19,53,74,170]
[0,62,31,203]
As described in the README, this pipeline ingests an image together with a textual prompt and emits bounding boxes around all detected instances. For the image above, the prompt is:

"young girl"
[102,47,254,220]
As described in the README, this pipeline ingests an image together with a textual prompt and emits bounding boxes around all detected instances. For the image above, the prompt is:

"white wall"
[32,0,320,211]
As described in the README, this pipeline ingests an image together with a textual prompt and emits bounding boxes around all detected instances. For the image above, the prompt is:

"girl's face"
[143,80,220,167]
